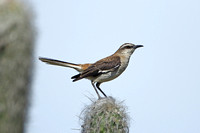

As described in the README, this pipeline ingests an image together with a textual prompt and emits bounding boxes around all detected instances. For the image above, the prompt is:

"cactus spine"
[80,97,130,133]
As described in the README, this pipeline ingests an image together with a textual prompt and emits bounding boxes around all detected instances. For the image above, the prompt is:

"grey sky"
[27,0,200,133]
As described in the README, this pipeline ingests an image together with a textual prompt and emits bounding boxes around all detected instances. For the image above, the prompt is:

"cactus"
[0,0,35,133]
[80,97,130,133]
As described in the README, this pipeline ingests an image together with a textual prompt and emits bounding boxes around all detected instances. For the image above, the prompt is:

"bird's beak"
[134,45,143,49]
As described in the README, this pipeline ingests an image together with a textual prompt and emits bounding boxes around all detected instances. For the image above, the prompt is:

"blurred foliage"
[80,97,130,133]
[0,0,35,133]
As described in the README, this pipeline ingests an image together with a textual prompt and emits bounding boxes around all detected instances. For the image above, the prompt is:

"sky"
[26,0,200,133]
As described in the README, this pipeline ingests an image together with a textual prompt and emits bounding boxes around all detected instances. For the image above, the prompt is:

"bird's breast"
[117,55,130,74]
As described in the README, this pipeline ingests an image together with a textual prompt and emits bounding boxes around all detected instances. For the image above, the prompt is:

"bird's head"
[116,43,143,55]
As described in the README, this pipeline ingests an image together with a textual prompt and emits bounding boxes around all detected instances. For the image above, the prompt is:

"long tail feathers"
[39,57,82,71]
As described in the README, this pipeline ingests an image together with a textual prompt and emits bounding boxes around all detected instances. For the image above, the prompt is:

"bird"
[39,43,143,99]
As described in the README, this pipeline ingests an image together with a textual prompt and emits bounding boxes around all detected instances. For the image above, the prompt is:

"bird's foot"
[97,95,108,100]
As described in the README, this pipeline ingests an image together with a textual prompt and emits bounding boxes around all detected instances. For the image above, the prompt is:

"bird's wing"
[72,56,121,82]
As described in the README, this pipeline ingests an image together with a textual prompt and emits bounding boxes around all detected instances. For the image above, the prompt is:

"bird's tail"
[39,57,82,72]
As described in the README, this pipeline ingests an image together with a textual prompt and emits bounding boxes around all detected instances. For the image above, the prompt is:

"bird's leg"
[91,81,101,99]
[96,82,107,97]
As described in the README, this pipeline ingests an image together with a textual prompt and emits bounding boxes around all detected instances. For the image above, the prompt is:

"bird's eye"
[125,46,132,49]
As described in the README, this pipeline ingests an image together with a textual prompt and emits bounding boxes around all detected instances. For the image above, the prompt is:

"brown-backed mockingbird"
[39,43,143,99]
